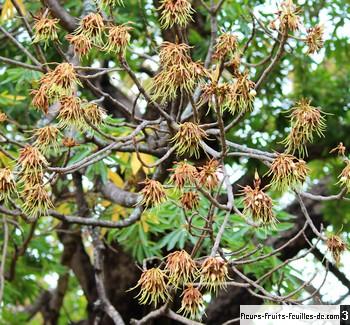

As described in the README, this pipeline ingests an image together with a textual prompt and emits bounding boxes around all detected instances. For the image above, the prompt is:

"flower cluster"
[133,268,170,306]
[132,252,227,319]
[278,0,301,32]
[200,73,256,115]
[139,179,166,207]
[31,63,81,114]
[282,99,326,157]
[32,126,61,155]
[16,146,52,221]
[32,12,59,47]
[199,257,228,293]
[103,24,132,54]
[213,33,238,61]
[0,168,16,202]
[178,285,205,320]
[150,42,206,103]
[158,0,194,29]
[338,160,350,191]
[326,235,346,265]
[169,160,198,188]
[165,250,197,287]
[242,173,276,226]
[171,122,207,158]
[305,24,324,54]
[66,14,132,57]
[224,73,256,115]
[267,153,309,192]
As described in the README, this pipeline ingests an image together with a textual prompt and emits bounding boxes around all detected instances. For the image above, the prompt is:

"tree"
[0,0,350,324]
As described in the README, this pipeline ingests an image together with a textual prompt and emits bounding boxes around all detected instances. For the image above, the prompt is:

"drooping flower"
[241,173,276,226]
[338,160,350,191]
[165,250,197,287]
[200,257,228,293]
[224,73,256,115]
[158,0,194,29]
[62,137,79,148]
[0,111,7,122]
[44,63,81,98]
[178,285,204,320]
[0,168,16,202]
[139,179,166,207]
[32,14,60,47]
[103,24,132,55]
[330,142,346,156]
[305,24,324,54]
[198,159,220,190]
[278,0,301,32]
[17,146,47,185]
[169,160,198,188]
[159,42,192,67]
[82,102,106,128]
[66,33,92,57]
[32,126,61,155]
[199,82,231,110]
[180,191,200,210]
[213,33,238,61]
[74,13,105,43]
[133,268,170,306]
[267,153,309,192]
[282,99,326,157]
[171,122,207,158]
[326,234,346,265]
[150,61,205,103]
[21,184,53,221]
[57,96,87,130]
[31,85,50,114]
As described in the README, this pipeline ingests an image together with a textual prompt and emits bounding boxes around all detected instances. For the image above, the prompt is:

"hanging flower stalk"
[164,250,197,287]
[278,0,301,32]
[241,172,276,226]
[17,146,47,186]
[171,122,207,158]
[169,160,198,188]
[150,42,206,103]
[267,153,309,192]
[103,24,132,55]
[213,33,238,61]
[180,191,200,210]
[305,24,324,54]
[224,73,256,115]
[326,234,346,265]
[32,13,60,47]
[32,126,61,155]
[132,268,170,306]
[178,285,204,320]
[73,13,105,43]
[0,168,16,202]
[66,33,92,57]
[82,102,106,128]
[57,96,88,130]
[21,184,53,221]
[198,159,220,190]
[282,99,326,157]
[139,179,166,207]
[200,257,228,293]
[158,0,194,29]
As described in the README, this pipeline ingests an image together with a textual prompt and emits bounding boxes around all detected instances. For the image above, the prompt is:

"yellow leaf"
[112,205,127,221]
[100,200,112,208]
[108,170,124,188]
[56,202,72,215]
[1,0,26,23]
[131,152,142,175]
